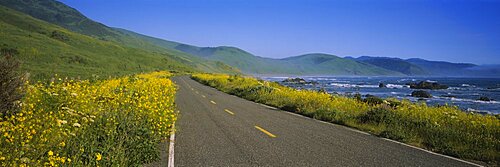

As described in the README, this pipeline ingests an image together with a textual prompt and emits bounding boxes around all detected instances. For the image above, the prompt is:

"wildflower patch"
[0,71,177,166]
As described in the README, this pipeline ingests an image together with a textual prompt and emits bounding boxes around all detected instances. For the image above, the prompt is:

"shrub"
[0,55,24,118]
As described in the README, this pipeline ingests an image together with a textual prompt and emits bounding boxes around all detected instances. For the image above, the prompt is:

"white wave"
[357,85,379,88]
[330,83,353,87]
[310,77,337,81]
[386,84,409,89]
[441,97,500,104]
[329,83,379,88]
[466,108,492,114]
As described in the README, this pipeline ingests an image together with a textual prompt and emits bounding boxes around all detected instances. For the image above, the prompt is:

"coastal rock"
[283,77,306,83]
[379,83,386,88]
[408,81,448,90]
[478,96,491,101]
[411,90,432,98]
[442,94,457,98]
[281,78,318,84]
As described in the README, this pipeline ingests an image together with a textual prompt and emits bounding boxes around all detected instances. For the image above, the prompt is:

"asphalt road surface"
[171,76,477,167]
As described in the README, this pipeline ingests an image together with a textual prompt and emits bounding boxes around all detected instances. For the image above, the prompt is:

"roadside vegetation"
[192,73,500,164]
[0,71,177,166]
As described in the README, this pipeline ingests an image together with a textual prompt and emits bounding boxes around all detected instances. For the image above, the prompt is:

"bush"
[363,95,384,105]
[0,55,24,118]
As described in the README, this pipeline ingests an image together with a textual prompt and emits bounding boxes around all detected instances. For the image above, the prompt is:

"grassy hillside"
[282,54,403,75]
[0,0,117,37]
[174,45,403,75]
[348,56,429,75]
[0,5,238,80]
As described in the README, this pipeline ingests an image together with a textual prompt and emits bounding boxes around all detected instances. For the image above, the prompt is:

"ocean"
[261,76,500,114]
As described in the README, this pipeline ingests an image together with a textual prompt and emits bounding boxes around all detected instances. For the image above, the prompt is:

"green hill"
[0,2,238,80]
[348,56,429,75]
[173,44,403,75]
[281,54,403,75]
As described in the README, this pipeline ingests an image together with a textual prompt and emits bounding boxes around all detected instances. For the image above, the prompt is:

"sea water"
[262,77,500,114]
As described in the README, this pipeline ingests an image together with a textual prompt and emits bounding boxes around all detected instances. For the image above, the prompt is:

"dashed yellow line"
[224,109,235,115]
[254,126,277,138]
[195,91,199,94]
[210,100,216,104]
[201,95,206,98]
[190,88,194,91]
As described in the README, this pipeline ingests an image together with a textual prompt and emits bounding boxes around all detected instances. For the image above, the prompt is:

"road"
[171,76,477,167]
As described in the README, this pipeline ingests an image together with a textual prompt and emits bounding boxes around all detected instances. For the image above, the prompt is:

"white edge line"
[259,103,278,110]
[266,104,482,166]
[381,138,482,167]
[168,125,175,167]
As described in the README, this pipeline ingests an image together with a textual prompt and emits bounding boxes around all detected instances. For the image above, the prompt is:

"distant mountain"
[138,39,403,75]
[280,54,403,75]
[346,56,429,75]
[405,58,477,76]
[345,56,500,77]
[463,64,500,77]
[172,45,404,75]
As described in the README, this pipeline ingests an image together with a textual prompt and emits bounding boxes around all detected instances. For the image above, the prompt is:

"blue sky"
[59,0,500,64]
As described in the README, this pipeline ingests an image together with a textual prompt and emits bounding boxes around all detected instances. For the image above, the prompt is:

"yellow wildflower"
[48,151,53,156]
[96,153,102,161]
[73,122,81,128]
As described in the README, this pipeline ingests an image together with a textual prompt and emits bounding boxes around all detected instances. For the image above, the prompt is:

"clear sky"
[59,0,500,64]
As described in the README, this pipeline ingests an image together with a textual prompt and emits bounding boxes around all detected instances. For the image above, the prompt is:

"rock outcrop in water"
[478,96,491,101]
[411,90,432,98]
[408,81,448,90]
[282,78,318,84]
[379,83,386,88]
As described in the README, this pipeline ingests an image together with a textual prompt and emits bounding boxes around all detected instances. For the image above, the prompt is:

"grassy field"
[192,73,500,164]
[0,71,177,166]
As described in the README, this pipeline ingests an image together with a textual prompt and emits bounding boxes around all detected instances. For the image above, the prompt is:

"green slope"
[348,56,429,75]
[0,0,116,37]
[174,45,403,75]
[0,5,237,80]
[281,54,403,75]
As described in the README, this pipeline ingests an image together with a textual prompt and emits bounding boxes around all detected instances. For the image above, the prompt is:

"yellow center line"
[195,91,199,94]
[224,109,235,115]
[201,95,206,98]
[254,126,277,138]
[191,88,194,91]
[210,100,217,104]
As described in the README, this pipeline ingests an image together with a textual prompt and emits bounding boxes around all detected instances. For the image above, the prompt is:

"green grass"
[192,73,500,165]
